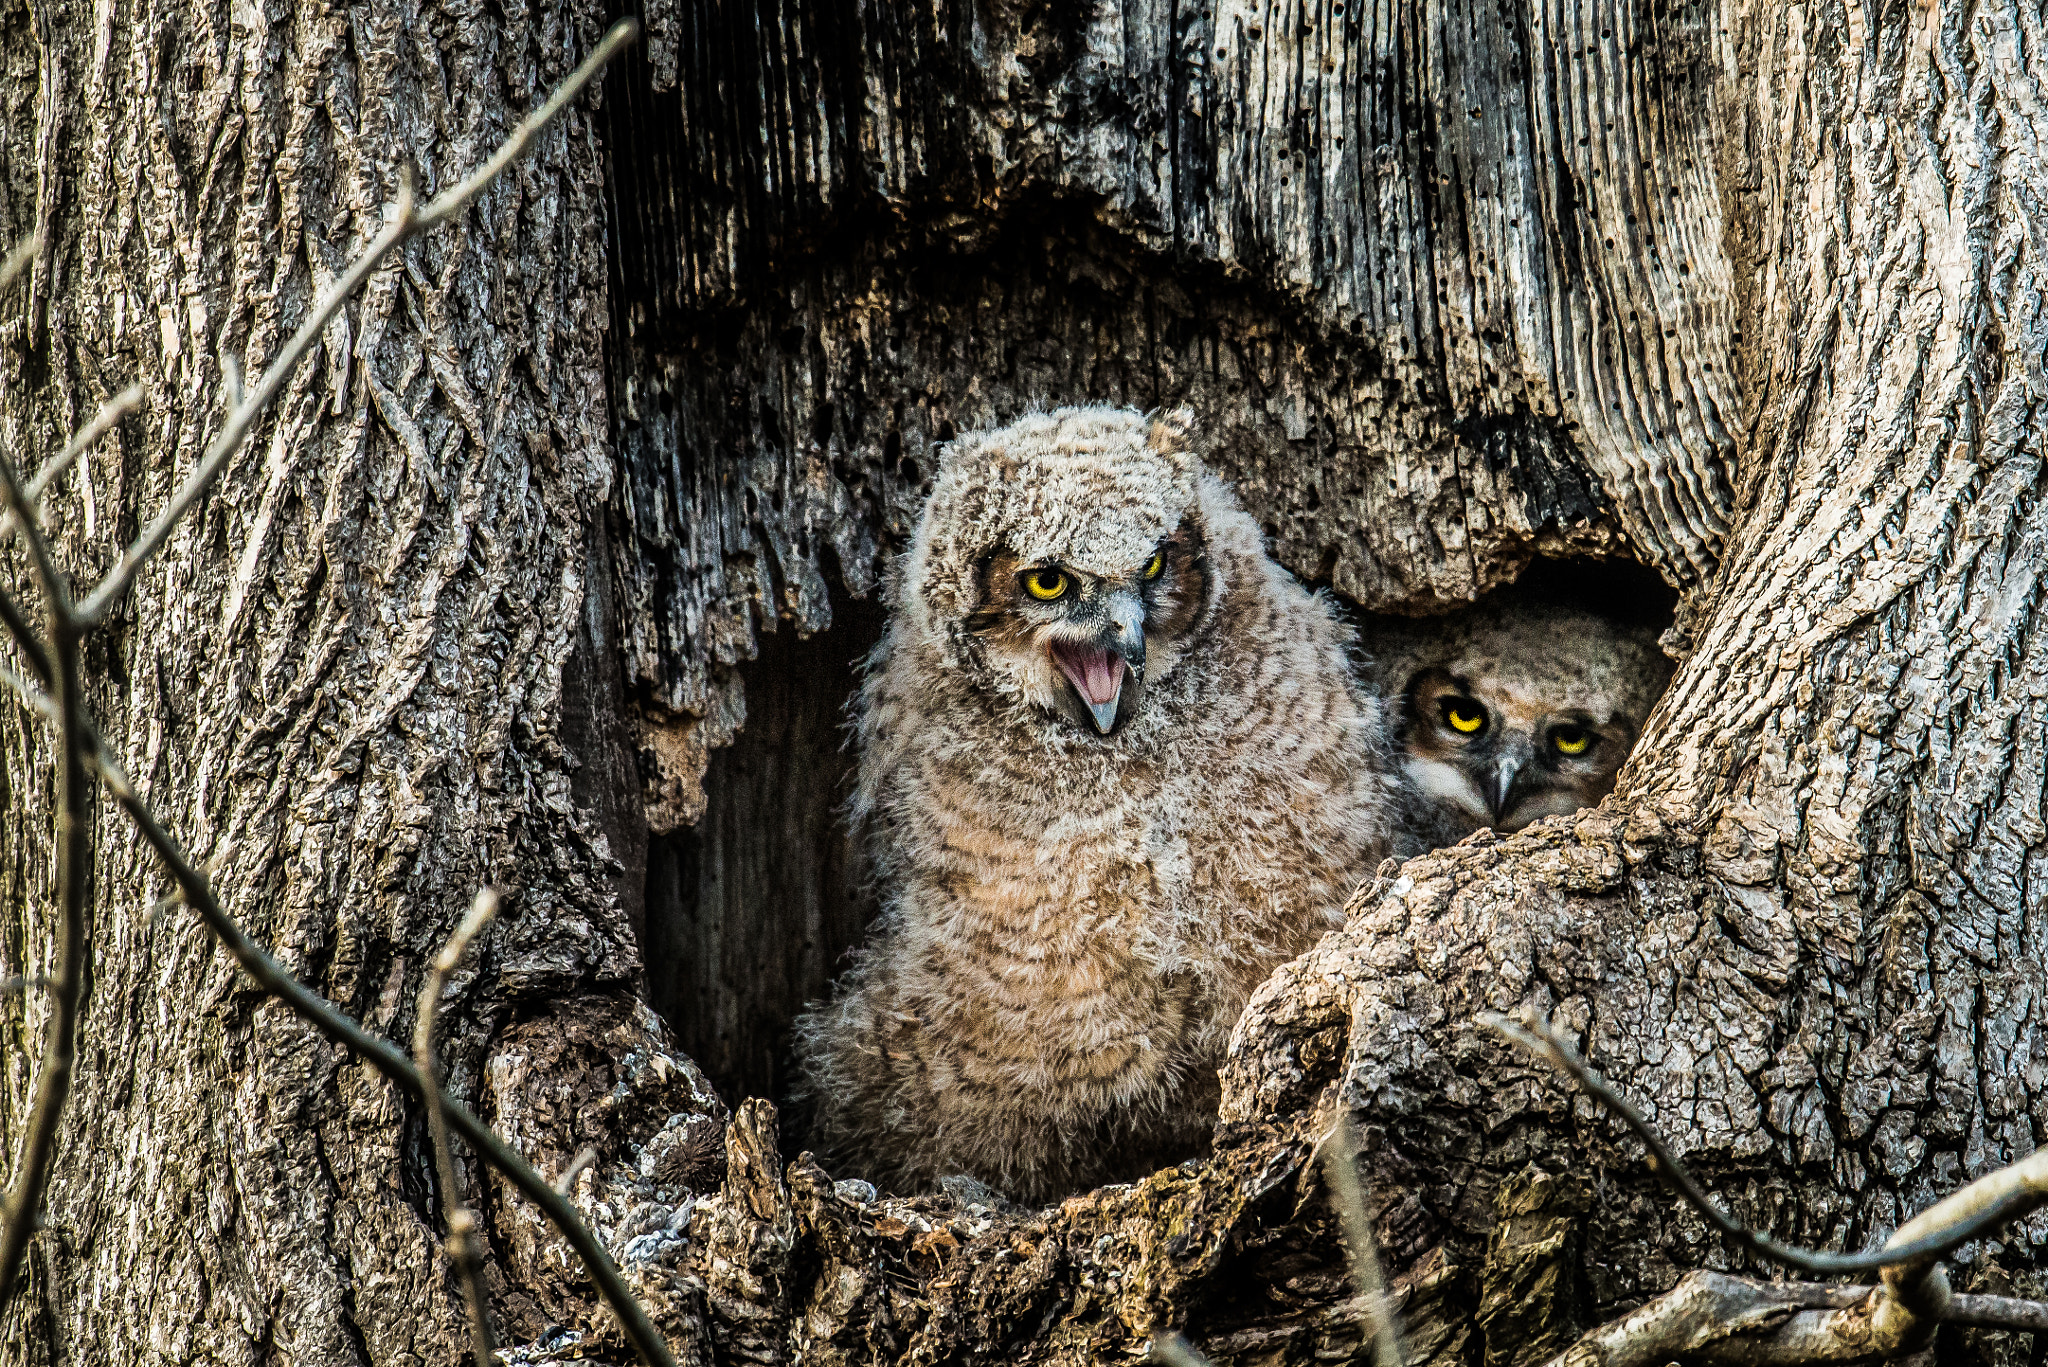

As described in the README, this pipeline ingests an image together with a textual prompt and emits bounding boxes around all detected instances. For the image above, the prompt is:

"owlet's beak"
[1048,590,1148,736]
[1051,639,1127,734]
[1486,744,1538,827]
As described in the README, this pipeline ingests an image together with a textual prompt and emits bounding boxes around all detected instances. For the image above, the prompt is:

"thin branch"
[0,444,89,1307]
[411,20,641,234]
[1945,1294,2048,1333]
[555,1146,600,1198]
[74,202,412,624]
[0,430,75,618]
[0,659,673,1365]
[0,21,667,1356]
[1881,1145,2048,1275]
[0,975,52,999]
[1538,1271,1905,1367]
[108,788,676,1367]
[1318,1113,1406,1367]
[0,582,52,684]
[0,385,144,551]
[1546,1276,2048,1367]
[1479,1011,2045,1276]
[77,17,639,625]
[416,888,502,1367]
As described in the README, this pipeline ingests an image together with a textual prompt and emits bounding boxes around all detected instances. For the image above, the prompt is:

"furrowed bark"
[577,0,2048,1361]
[0,1,652,1361]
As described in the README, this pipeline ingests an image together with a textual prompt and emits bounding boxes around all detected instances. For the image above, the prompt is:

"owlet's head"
[1393,597,1674,833]
[901,406,1218,737]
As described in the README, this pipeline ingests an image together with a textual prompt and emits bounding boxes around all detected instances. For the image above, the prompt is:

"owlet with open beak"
[792,406,1417,1203]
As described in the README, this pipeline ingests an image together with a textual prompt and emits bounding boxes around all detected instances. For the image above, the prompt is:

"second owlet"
[793,407,1412,1203]
[1376,592,1674,843]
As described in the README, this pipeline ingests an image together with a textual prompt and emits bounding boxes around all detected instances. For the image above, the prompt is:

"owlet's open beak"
[1050,639,1128,735]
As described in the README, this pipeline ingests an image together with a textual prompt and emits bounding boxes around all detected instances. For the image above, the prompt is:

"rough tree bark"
[0,1,686,1363]
[1,0,2041,1365]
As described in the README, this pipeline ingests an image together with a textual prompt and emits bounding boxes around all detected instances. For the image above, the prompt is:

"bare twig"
[0,583,51,685]
[1318,1113,1405,1367]
[0,385,143,551]
[0,22,672,1362]
[0,975,52,999]
[0,437,74,616]
[108,790,677,1367]
[0,445,89,1308]
[1538,1271,1903,1367]
[1542,1273,2048,1367]
[1479,1011,2044,1275]
[411,21,640,235]
[76,16,640,625]
[417,888,503,1367]
[555,1146,600,1198]
[1946,1293,2048,1333]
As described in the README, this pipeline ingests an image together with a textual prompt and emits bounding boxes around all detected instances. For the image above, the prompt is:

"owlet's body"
[1376,593,1674,844]
[793,408,1409,1202]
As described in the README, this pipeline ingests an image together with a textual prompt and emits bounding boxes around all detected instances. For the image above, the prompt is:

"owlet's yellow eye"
[1023,568,1069,601]
[1144,552,1165,580]
[1552,726,1592,756]
[1443,701,1485,735]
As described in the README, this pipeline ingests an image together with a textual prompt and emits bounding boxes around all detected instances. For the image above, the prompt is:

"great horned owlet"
[792,407,1409,1203]
[1374,591,1674,843]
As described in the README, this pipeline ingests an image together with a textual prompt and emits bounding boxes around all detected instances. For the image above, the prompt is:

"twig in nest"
[417,888,503,1367]
[1319,1111,1406,1367]
[1478,1010,2043,1275]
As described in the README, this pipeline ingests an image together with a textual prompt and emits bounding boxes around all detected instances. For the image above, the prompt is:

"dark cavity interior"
[643,591,888,1114]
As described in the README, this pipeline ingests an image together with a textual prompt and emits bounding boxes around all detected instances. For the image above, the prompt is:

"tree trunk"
[0,1,688,1362]
[3,0,2043,1363]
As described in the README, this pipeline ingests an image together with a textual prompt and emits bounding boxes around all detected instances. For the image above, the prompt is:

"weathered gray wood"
[642,591,883,1107]
[606,0,1741,735]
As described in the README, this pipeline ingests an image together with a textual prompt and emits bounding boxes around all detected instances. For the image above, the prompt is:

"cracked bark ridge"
[603,0,1740,822]
[509,800,2040,1364]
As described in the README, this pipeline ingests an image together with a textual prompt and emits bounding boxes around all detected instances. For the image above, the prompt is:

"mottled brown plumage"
[1374,592,1674,843]
[792,407,1408,1203]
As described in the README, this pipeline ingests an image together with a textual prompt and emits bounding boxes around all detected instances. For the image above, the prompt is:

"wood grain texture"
[4,0,2043,1361]
[604,0,1739,755]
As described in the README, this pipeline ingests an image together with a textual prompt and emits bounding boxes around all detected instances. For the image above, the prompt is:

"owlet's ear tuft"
[1147,407,1196,456]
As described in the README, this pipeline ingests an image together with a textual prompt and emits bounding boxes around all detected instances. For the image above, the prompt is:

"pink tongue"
[1051,640,1124,706]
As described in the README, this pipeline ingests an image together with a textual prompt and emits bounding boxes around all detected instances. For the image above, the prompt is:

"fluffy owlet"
[792,407,1411,1203]
[1374,592,1674,843]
